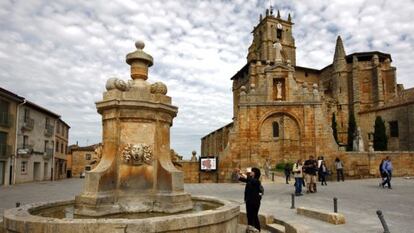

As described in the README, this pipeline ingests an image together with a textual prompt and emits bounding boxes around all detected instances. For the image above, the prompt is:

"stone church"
[201,9,414,180]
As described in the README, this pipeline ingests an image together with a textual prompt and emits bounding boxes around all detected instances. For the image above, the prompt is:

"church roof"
[345,51,392,63]
[230,63,249,80]
[320,51,393,71]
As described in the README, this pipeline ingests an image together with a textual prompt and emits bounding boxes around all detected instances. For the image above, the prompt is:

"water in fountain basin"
[31,201,221,219]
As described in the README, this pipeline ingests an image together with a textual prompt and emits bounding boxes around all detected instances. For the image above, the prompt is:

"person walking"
[335,157,345,182]
[318,160,328,186]
[381,156,393,189]
[303,156,318,193]
[236,167,263,231]
[317,156,324,181]
[379,159,386,187]
[284,163,292,184]
[292,159,304,196]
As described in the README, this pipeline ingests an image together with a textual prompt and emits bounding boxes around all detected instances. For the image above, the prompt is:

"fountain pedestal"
[75,41,192,216]
[2,41,239,233]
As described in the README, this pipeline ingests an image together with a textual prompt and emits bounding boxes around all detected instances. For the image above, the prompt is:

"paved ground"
[1,177,413,233]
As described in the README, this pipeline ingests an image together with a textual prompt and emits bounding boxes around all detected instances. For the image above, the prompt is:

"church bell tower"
[247,8,296,65]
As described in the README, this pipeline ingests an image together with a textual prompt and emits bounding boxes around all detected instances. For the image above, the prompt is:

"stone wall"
[359,100,414,151]
[339,151,414,178]
[177,160,220,183]
[178,152,413,183]
[70,146,99,177]
[201,123,233,157]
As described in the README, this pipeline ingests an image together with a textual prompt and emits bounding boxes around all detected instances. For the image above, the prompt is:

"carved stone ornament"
[121,143,153,166]
[150,82,168,95]
[106,78,130,91]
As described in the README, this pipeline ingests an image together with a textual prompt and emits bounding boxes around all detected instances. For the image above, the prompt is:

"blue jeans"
[295,177,303,194]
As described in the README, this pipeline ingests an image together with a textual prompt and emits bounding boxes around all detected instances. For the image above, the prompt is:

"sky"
[1,0,414,159]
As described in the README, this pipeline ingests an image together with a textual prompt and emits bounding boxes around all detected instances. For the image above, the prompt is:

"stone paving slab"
[1,177,414,233]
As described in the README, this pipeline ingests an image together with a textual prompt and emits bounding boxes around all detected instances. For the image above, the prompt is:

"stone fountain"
[2,41,239,233]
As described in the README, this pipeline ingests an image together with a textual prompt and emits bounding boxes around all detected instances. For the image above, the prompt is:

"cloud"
[1,0,413,158]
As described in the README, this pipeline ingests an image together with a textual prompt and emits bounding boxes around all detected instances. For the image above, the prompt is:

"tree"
[331,113,339,144]
[374,116,387,151]
[346,113,357,151]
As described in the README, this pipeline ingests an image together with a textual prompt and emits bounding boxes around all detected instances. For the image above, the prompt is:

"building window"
[85,153,91,160]
[45,117,49,129]
[23,135,29,148]
[21,161,27,174]
[61,143,64,153]
[57,122,60,134]
[0,100,9,125]
[272,122,279,138]
[44,140,48,152]
[0,131,7,156]
[389,121,399,137]
[85,166,91,171]
[56,141,59,152]
[24,108,30,122]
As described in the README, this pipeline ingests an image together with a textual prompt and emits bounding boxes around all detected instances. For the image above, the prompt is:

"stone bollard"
[376,210,391,233]
[333,197,338,213]
[291,194,295,209]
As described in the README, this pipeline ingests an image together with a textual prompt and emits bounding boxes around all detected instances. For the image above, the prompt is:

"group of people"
[291,156,345,196]
[235,156,393,232]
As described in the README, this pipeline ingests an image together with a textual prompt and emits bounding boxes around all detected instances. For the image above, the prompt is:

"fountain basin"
[3,196,240,233]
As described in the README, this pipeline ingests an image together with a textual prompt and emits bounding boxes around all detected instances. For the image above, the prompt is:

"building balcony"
[22,118,34,131]
[0,113,13,128]
[17,145,33,157]
[44,125,54,137]
[0,144,11,158]
[44,148,53,160]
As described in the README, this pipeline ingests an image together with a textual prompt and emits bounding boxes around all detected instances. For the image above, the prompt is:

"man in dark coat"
[237,167,263,231]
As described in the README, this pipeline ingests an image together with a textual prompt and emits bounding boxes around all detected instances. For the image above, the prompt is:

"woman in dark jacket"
[237,167,263,231]
[318,160,328,186]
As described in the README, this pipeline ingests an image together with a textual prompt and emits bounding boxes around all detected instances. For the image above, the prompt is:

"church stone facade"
[201,9,414,180]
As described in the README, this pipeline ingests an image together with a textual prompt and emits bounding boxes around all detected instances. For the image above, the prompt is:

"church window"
[389,121,399,137]
[272,122,279,138]
[276,29,282,39]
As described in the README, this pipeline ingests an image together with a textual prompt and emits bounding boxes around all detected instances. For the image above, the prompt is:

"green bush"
[374,116,387,151]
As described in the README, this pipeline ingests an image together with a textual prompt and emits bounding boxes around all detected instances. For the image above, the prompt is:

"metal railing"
[17,145,33,156]
[0,143,11,158]
[44,124,54,137]
[22,118,34,131]
[0,113,12,127]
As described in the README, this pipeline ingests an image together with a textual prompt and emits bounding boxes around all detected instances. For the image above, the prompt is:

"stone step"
[266,223,285,233]
[238,224,272,233]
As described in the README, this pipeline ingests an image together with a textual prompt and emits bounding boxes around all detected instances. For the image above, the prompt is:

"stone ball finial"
[192,150,196,155]
[135,40,145,50]
[250,83,256,89]
[106,78,129,91]
[150,82,168,95]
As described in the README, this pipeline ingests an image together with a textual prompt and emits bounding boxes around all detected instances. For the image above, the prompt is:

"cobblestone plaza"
[1,177,413,233]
